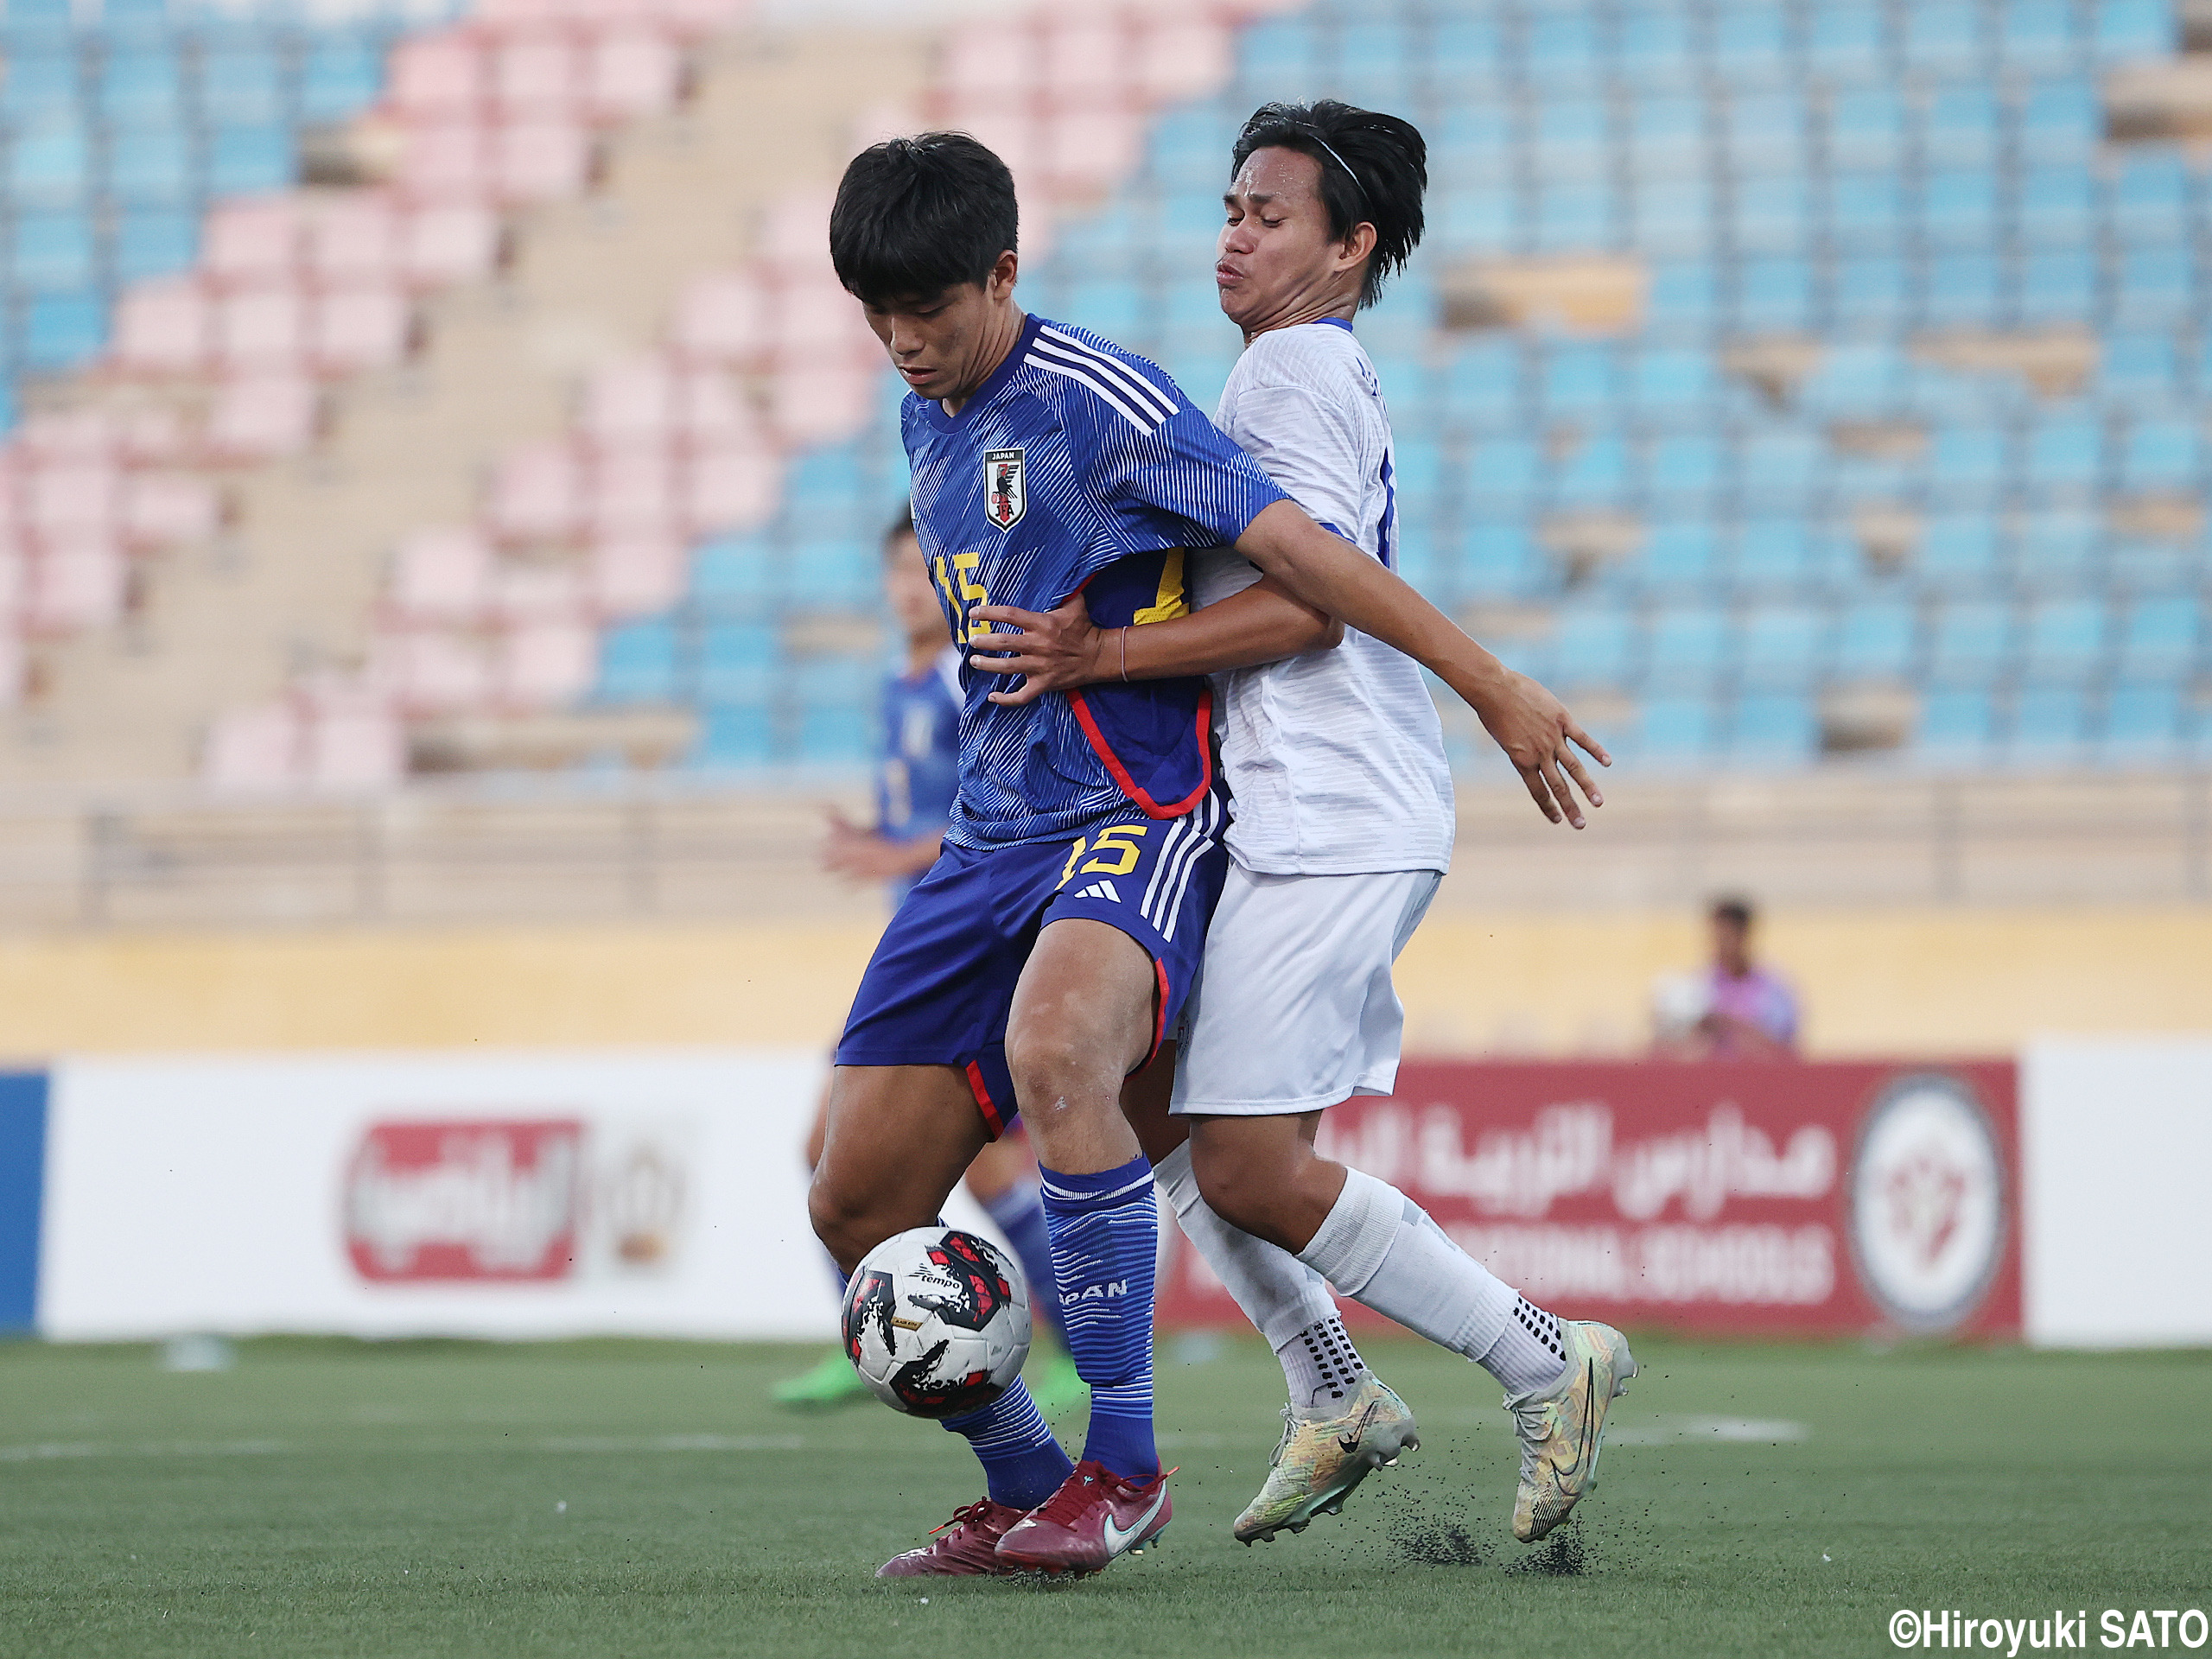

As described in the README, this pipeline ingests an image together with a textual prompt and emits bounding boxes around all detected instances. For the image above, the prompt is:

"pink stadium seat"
[367,628,473,710]
[205,376,321,461]
[313,285,414,374]
[203,702,302,789]
[391,526,494,620]
[493,563,587,622]
[474,0,563,23]
[590,532,683,617]
[112,281,212,377]
[0,546,23,623]
[586,28,681,122]
[397,120,492,202]
[493,32,581,118]
[769,364,873,445]
[402,204,502,287]
[582,359,676,444]
[29,537,125,632]
[676,367,754,442]
[656,0,747,42]
[218,285,309,372]
[204,200,300,289]
[949,108,1036,177]
[758,190,835,276]
[942,27,1036,100]
[589,445,677,536]
[16,410,118,463]
[1041,18,1127,98]
[486,442,583,543]
[1045,107,1141,193]
[770,277,875,367]
[388,35,486,120]
[0,626,22,709]
[306,700,406,788]
[26,462,119,539]
[1134,20,1232,99]
[114,408,188,464]
[496,118,593,202]
[671,274,766,363]
[499,620,597,704]
[308,196,401,285]
[683,442,778,531]
[118,474,222,549]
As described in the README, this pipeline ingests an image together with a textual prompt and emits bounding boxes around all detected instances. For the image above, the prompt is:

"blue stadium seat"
[1646,603,1729,688]
[2114,245,2195,325]
[1927,599,2014,686]
[2102,682,2183,749]
[1646,260,1718,327]
[1928,425,2007,501]
[698,621,779,704]
[2018,246,2097,321]
[1,47,80,117]
[1459,523,1544,599]
[1636,520,1716,589]
[1626,92,1704,174]
[21,291,103,369]
[1534,180,1617,251]
[1428,17,1502,86]
[1799,342,1900,416]
[1435,184,1514,251]
[2016,510,2102,587]
[1523,10,1600,87]
[301,33,387,122]
[99,41,184,124]
[1737,432,1823,512]
[2018,79,2101,166]
[1921,175,1999,255]
[2109,148,2192,245]
[1827,89,1905,170]
[1646,432,1721,509]
[10,117,90,207]
[106,120,196,208]
[1730,693,1818,760]
[2101,331,2178,399]
[2114,594,2199,678]
[1633,176,1713,253]
[1924,251,1999,325]
[1732,517,1811,588]
[1726,93,1804,177]
[1535,99,1608,180]
[12,208,95,292]
[1834,253,1907,327]
[695,703,778,768]
[2093,0,2177,59]
[1625,346,1715,416]
[1467,435,1541,511]
[1736,254,1812,330]
[799,702,873,766]
[1836,600,1917,677]
[1540,343,1618,416]
[2119,416,2199,490]
[1553,429,1629,507]
[1710,4,1790,85]
[1918,513,2000,590]
[598,620,682,704]
[2012,685,2088,749]
[1918,688,1995,752]
[1236,18,1318,91]
[691,537,781,610]
[1444,340,1522,423]
[1806,6,1888,81]
[207,124,292,195]
[1999,0,2082,73]
[2024,414,2105,492]
[1739,604,1824,690]
[1617,9,1693,87]
[1904,5,1987,78]
[1732,178,1808,255]
[114,207,196,281]
[1553,604,1637,687]
[2021,596,2109,683]
[1828,172,1902,248]
[1639,695,1715,759]
[2018,164,2095,246]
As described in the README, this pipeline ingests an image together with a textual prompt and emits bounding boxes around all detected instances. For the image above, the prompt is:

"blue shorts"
[836,791,1229,1138]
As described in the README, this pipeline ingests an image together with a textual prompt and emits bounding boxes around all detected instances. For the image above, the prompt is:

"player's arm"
[970,570,1338,695]
[1235,499,1608,828]
[822,807,944,883]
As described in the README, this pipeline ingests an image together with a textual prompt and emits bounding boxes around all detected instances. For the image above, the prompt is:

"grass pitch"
[2,1333,2206,1659]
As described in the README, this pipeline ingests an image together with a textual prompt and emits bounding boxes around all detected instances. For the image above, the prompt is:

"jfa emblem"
[983,447,1026,530]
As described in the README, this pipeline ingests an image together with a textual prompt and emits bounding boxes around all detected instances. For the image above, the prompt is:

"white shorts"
[1168,864,1442,1116]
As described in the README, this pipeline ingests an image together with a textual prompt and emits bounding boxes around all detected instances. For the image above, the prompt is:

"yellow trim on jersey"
[1131,550,1189,626]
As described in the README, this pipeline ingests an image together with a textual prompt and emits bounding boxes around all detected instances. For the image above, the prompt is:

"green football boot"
[770,1350,872,1408]
[1233,1376,1421,1544]
[1507,1319,1637,1542]
[1027,1352,1090,1419]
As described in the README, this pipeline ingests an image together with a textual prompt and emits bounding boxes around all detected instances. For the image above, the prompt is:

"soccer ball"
[842,1226,1032,1418]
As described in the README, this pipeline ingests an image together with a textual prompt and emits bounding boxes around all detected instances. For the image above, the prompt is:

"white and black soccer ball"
[842,1226,1032,1418]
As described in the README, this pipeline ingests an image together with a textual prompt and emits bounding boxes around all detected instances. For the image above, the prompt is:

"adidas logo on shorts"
[1070,879,1122,904]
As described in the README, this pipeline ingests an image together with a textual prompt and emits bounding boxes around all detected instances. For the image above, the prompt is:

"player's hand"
[968,593,1109,706]
[1477,671,1611,830]
[821,808,919,882]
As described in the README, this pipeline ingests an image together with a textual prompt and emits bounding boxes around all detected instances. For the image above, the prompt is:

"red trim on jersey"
[963,1062,1006,1141]
[1067,685,1215,819]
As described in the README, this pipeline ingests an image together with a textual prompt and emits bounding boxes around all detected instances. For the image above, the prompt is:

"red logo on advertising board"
[1156,1061,2020,1338]
[344,1120,582,1282]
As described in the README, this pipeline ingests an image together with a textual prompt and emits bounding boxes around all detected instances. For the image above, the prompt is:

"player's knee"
[1005,1022,1109,1112]
[806,1169,880,1270]
[1187,1136,1297,1246]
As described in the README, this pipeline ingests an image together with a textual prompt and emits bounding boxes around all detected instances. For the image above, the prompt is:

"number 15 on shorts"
[1059,824,1147,887]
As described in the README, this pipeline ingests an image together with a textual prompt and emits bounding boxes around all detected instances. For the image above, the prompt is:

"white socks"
[1298,1167,1569,1395]
[1278,1313,1370,1414]
[1154,1144,1335,1348]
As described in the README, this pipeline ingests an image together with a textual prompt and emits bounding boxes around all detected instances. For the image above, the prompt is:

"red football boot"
[992,1460,1173,1575]
[875,1497,1027,1578]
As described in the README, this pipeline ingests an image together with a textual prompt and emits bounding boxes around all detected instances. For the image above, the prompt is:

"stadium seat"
[1739,604,1824,690]
[1640,694,1714,760]
[2021,596,2109,683]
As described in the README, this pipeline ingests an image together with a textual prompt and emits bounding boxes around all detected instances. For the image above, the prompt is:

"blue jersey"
[876,645,961,904]
[905,315,1287,849]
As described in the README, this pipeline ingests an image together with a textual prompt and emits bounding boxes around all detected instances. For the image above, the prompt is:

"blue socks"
[1039,1154,1160,1481]
[941,1379,1072,1510]
[977,1180,1068,1350]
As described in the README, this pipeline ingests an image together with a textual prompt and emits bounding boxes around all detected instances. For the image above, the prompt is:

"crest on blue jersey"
[983,446,1026,530]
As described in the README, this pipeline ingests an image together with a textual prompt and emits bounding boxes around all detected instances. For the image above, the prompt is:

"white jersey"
[1198,318,1455,875]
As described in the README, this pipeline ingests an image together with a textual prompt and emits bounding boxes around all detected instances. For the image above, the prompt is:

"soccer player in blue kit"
[810,132,1602,1579]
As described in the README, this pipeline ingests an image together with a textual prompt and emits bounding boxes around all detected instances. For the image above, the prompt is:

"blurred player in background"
[1650,894,1802,1058]
[976,100,1634,1549]
[773,507,1085,1417]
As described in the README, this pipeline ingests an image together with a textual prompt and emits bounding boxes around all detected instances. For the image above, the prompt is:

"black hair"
[1230,99,1427,309]
[1712,896,1755,930]
[830,132,1019,308]
[882,501,917,555]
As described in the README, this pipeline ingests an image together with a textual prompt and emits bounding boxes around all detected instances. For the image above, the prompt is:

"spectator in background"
[1650,895,1801,1059]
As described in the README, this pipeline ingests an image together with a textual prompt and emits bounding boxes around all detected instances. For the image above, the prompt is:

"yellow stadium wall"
[0,906,2205,1061]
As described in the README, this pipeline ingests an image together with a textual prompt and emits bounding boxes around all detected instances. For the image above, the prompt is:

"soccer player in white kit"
[975,100,1637,1548]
